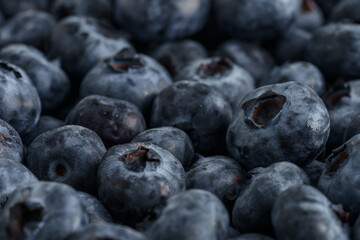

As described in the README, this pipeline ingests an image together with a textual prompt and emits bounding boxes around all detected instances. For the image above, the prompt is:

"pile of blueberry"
[1,0,360,239]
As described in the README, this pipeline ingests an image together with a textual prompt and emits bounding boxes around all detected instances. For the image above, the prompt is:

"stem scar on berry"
[121,145,160,172]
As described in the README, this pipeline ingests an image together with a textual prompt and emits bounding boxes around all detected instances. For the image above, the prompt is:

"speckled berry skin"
[0,118,23,163]
[151,80,232,156]
[0,44,70,112]
[66,223,147,240]
[97,142,185,226]
[146,189,229,240]
[318,134,360,220]
[0,181,88,240]
[176,57,255,109]
[272,185,349,240]
[131,126,194,169]
[80,49,172,115]
[227,81,330,169]
[214,0,299,40]
[0,158,38,207]
[307,23,360,80]
[52,16,134,79]
[114,0,211,42]
[25,125,106,194]
[77,191,112,225]
[66,95,146,149]
[0,61,41,136]
[232,162,309,234]
[303,160,325,186]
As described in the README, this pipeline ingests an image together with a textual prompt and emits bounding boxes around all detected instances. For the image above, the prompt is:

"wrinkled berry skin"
[131,127,194,169]
[323,80,360,151]
[66,95,146,149]
[25,125,106,194]
[80,49,172,115]
[227,82,330,170]
[114,0,211,42]
[261,61,326,96]
[77,191,112,225]
[0,10,55,53]
[51,0,111,20]
[215,40,275,85]
[303,160,325,186]
[0,44,71,112]
[272,185,349,240]
[307,23,360,80]
[0,158,38,207]
[0,181,88,240]
[176,57,255,109]
[187,155,246,209]
[318,135,360,220]
[146,189,229,240]
[66,223,147,240]
[21,115,65,146]
[151,80,232,156]
[214,0,299,40]
[330,0,360,23]
[228,234,275,240]
[150,39,207,78]
[0,61,41,136]
[0,118,23,163]
[98,142,185,226]
[53,16,134,80]
[232,162,309,234]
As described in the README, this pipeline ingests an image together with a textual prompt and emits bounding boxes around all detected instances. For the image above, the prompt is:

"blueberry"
[151,80,232,155]
[0,44,71,112]
[227,82,330,169]
[25,125,106,194]
[232,162,309,234]
[0,181,88,240]
[344,115,360,143]
[80,49,172,115]
[97,142,185,226]
[228,233,275,240]
[260,61,326,96]
[150,39,207,78]
[318,134,360,221]
[0,61,41,136]
[176,57,255,109]
[215,40,275,85]
[186,155,246,209]
[0,158,38,207]
[303,160,325,186]
[0,10,56,53]
[214,0,299,40]
[131,126,194,169]
[66,95,146,149]
[114,0,211,42]
[52,16,134,80]
[306,23,360,80]
[77,191,112,225]
[315,0,340,17]
[66,223,147,240]
[146,189,229,240]
[272,185,349,240]
[267,26,312,63]
[0,0,50,18]
[51,0,111,20]
[0,118,23,163]
[21,115,65,146]
[294,0,324,32]
[330,0,360,23]
[354,215,360,240]
[323,80,360,151]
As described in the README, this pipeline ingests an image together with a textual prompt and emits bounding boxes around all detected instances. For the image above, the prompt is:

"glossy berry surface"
[66,95,146,149]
